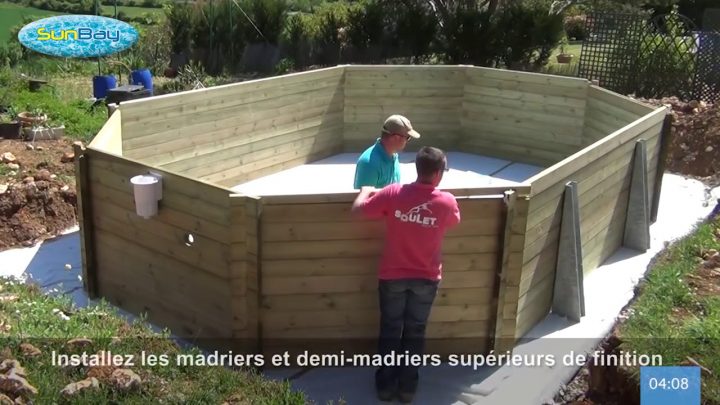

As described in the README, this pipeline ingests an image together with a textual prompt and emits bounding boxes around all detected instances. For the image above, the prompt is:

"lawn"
[0,278,308,403]
[0,2,61,43]
[617,214,720,403]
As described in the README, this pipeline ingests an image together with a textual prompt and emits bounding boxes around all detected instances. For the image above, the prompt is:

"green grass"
[0,278,308,404]
[0,2,62,43]
[616,215,720,403]
[102,4,163,18]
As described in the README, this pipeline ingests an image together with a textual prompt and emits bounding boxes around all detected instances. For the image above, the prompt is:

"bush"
[242,0,289,45]
[564,14,587,41]
[165,2,193,54]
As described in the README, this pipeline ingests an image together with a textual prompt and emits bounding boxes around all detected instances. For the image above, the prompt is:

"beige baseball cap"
[381,114,421,139]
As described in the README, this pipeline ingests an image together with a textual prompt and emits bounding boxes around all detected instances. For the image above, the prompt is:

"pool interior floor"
[231,152,545,196]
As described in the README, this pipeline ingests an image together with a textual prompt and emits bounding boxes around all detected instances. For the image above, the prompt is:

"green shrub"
[564,14,587,41]
[280,12,313,68]
[165,2,193,54]
[242,0,289,45]
[343,0,385,62]
[392,0,438,62]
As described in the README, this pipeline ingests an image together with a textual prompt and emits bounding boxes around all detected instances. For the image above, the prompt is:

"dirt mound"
[634,97,720,181]
[0,139,78,250]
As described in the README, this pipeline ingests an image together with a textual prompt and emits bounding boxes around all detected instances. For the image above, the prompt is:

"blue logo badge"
[18,15,139,58]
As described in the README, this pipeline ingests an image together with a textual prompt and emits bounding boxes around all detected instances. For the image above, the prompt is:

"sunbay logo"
[18,15,138,58]
[36,27,120,42]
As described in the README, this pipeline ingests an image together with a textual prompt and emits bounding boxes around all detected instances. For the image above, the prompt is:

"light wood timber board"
[87,147,231,208]
[463,94,586,119]
[262,304,494,332]
[463,84,586,108]
[88,109,122,155]
[165,124,344,178]
[467,66,590,88]
[92,211,229,279]
[123,105,343,159]
[88,163,229,227]
[122,89,343,143]
[261,253,497,277]
[119,66,345,116]
[94,231,234,327]
[262,271,496,296]
[587,85,656,116]
[202,138,342,185]
[527,108,666,194]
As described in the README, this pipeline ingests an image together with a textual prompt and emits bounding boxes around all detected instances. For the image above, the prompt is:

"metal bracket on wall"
[623,139,650,251]
[551,181,585,322]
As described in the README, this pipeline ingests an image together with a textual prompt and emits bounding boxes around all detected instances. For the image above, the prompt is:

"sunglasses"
[394,133,412,141]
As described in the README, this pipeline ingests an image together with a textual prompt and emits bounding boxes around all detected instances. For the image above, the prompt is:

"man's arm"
[351,186,378,215]
[446,198,461,228]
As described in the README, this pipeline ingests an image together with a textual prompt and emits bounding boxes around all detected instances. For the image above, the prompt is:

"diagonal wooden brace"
[552,181,585,322]
[623,139,650,252]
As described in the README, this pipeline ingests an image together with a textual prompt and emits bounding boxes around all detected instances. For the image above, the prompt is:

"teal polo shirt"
[353,138,400,189]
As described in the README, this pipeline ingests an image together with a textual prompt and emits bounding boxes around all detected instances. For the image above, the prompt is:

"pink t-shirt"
[358,182,461,281]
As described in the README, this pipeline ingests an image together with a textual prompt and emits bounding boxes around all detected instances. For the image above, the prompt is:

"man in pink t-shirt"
[351,146,461,403]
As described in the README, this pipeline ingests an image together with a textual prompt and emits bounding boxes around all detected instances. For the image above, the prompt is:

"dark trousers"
[376,278,439,393]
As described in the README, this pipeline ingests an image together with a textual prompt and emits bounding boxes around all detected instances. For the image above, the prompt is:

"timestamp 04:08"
[640,366,701,405]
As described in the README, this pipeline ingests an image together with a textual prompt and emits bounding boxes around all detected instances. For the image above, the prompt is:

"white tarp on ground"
[231,152,545,196]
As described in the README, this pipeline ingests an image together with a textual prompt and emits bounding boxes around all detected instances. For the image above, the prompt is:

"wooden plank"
[459,137,566,167]
[526,134,660,230]
[463,102,585,128]
[587,85,656,116]
[463,84,584,108]
[261,287,491,312]
[262,271,495,296]
[88,163,230,227]
[262,236,499,261]
[585,97,643,125]
[94,229,233,325]
[492,191,514,349]
[87,147,231,207]
[467,66,590,88]
[262,304,493,331]
[261,320,490,339]
[515,274,554,337]
[74,147,98,298]
[261,216,502,242]
[215,146,344,188]
[120,66,345,116]
[462,119,583,149]
[202,136,341,185]
[123,89,344,144]
[465,76,587,99]
[344,97,462,107]
[262,253,497,277]
[92,210,230,279]
[463,94,585,119]
[163,123,341,175]
[88,110,122,155]
[527,108,666,194]
[345,111,459,124]
[90,179,230,243]
[345,87,464,98]
[259,190,520,206]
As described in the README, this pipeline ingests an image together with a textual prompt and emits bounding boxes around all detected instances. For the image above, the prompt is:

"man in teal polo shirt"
[354,115,421,189]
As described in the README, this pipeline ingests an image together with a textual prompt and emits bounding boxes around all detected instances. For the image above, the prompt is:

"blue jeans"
[376,278,439,393]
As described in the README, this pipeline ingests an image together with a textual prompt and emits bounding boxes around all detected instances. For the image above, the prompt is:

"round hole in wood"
[184,233,195,247]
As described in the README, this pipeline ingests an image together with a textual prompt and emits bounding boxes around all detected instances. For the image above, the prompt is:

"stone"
[6,164,19,171]
[60,377,99,396]
[34,170,51,182]
[24,144,33,151]
[0,153,16,164]
[109,369,141,392]
[18,344,40,358]
[65,338,92,348]
[0,185,7,195]
[60,152,74,163]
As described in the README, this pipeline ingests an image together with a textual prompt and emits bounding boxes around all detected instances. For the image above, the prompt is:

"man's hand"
[352,186,378,214]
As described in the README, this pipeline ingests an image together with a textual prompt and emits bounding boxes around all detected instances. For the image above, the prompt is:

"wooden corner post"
[551,181,585,322]
[74,144,98,299]
[623,139,650,251]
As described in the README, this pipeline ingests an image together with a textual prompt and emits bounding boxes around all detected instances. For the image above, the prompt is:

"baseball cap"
[381,114,421,139]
